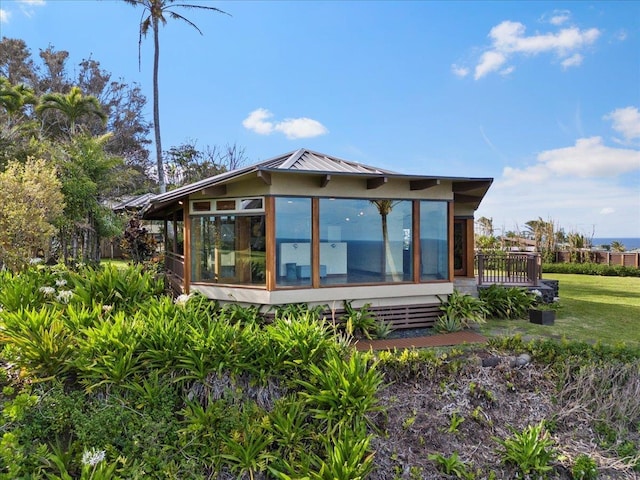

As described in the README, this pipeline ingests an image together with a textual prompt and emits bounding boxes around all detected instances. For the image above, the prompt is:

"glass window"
[275,197,312,286]
[420,201,448,280]
[319,199,412,285]
[190,214,266,285]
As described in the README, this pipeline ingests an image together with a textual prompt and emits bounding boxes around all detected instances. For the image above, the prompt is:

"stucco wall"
[191,282,452,310]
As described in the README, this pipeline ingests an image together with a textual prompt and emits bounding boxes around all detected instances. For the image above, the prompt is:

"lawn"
[481,273,640,346]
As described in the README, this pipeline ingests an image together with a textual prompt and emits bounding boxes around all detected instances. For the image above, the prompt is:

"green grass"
[100,258,130,269]
[481,274,640,346]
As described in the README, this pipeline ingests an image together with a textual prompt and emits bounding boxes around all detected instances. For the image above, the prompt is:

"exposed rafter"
[410,178,440,191]
[367,176,388,189]
[257,170,271,185]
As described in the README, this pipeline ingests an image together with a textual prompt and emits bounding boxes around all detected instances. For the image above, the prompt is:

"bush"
[436,289,488,332]
[494,422,556,478]
[542,262,640,277]
[479,285,536,320]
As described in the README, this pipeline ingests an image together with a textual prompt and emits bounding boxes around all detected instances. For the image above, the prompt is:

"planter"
[529,308,555,325]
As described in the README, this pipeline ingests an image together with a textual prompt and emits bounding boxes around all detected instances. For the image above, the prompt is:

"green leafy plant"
[448,411,466,433]
[494,421,556,478]
[428,451,473,478]
[309,426,375,480]
[221,424,274,480]
[437,289,488,332]
[340,301,377,340]
[297,351,383,433]
[479,284,536,319]
[0,307,77,377]
[572,453,598,480]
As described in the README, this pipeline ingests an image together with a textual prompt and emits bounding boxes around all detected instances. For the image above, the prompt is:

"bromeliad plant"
[297,350,383,434]
[340,301,378,340]
[436,289,488,333]
[479,284,537,320]
[494,421,556,478]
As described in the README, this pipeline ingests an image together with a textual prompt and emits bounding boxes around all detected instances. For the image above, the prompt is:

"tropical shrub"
[436,289,488,332]
[572,453,598,480]
[494,422,556,478]
[479,284,536,319]
[0,263,390,478]
[340,301,378,340]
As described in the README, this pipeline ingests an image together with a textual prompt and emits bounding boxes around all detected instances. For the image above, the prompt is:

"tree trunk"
[153,18,165,193]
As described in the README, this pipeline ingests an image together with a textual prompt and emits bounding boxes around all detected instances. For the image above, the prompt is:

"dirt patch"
[367,348,638,479]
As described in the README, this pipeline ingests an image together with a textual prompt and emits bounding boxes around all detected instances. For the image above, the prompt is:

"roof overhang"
[141,149,493,219]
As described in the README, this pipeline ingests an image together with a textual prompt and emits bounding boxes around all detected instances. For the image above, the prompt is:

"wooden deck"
[355,330,487,351]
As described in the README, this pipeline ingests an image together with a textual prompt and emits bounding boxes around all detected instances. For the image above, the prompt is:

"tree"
[164,141,247,188]
[475,216,494,237]
[0,157,64,270]
[610,241,626,252]
[123,0,229,193]
[36,86,107,137]
[0,39,154,186]
[0,77,39,169]
[52,134,123,264]
[371,199,402,280]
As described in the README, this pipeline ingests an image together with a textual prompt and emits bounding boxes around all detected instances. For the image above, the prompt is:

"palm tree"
[0,78,36,126]
[371,199,401,280]
[610,241,626,252]
[36,86,107,136]
[123,0,229,193]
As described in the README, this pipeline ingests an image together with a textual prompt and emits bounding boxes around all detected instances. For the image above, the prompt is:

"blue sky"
[1,0,639,237]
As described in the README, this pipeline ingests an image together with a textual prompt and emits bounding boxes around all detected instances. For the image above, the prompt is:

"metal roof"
[111,193,155,212]
[142,148,493,218]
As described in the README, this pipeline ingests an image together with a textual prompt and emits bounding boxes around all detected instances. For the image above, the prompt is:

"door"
[454,219,467,276]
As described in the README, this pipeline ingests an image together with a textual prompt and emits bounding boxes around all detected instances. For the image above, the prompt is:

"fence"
[555,251,640,268]
[476,253,541,286]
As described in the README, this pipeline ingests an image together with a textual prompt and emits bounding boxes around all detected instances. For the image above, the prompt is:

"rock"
[481,356,501,367]
[514,354,531,367]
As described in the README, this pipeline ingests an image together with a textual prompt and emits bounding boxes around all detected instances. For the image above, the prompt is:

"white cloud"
[0,9,10,23]
[464,16,600,80]
[503,136,640,186]
[274,117,328,140]
[242,108,328,139]
[479,127,640,236]
[477,174,640,237]
[561,53,583,68]
[451,64,469,77]
[549,11,571,26]
[474,51,507,79]
[604,106,640,142]
[242,108,274,135]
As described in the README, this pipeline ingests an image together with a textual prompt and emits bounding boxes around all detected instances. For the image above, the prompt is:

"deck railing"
[476,253,541,286]
[165,251,185,281]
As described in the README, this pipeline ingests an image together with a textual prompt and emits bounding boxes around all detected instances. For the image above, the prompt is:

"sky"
[1,0,639,238]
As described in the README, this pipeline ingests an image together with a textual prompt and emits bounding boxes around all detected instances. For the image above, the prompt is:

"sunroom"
[143,149,492,328]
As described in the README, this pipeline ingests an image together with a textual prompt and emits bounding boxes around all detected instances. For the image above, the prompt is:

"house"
[143,149,492,328]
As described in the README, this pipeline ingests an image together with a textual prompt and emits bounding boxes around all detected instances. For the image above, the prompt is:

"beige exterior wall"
[187,173,453,202]
[191,282,452,309]
[454,204,476,216]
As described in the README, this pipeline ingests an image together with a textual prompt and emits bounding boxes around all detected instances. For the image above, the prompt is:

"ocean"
[592,238,640,251]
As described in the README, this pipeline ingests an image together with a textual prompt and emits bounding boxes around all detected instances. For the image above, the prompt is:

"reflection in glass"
[420,201,448,280]
[190,214,265,285]
[319,198,412,285]
[275,198,312,286]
